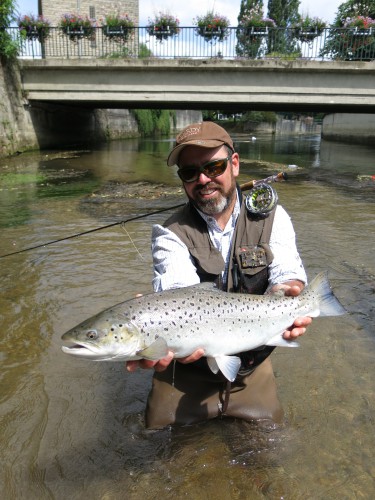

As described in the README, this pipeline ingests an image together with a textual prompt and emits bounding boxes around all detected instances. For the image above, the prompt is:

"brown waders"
[145,357,284,429]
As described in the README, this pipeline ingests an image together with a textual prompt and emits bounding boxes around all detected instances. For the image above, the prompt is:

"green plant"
[146,12,180,41]
[102,11,134,41]
[236,6,276,57]
[238,7,277,28]
[59,13,95,40]
[138,42,153,58]
[265,50,301,60]
[292,15,327,42]
[194,11,230,42]
[133,109,172,136]
[0,0,20,60]
[18,14,51,41]
[320,1,375,60]
[343,15,375,28]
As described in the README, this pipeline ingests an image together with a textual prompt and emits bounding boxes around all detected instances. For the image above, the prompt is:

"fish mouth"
[61,340,106,359]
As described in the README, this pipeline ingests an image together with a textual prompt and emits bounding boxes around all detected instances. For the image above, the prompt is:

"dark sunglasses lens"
[178,168,199,182]
[204,159,227,177]
[178,157,229,183]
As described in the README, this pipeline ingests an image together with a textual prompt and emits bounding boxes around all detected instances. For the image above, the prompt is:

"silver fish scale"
[118,285,307,357]
[61,273,346,368]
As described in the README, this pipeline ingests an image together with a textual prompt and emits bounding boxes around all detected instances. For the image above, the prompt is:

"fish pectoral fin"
[265,333,299,348]
[211,355,241,382]
[137,337,169,361]
[206,357,220,374]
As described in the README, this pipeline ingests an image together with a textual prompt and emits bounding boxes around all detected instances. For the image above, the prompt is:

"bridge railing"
[8,26,375,61]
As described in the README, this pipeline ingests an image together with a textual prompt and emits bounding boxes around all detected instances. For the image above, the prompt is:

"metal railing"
[7,26,375,61]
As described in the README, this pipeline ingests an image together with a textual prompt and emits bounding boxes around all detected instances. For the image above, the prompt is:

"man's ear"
[231,152,240,177]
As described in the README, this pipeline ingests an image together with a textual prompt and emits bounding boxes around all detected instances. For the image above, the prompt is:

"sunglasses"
[177,156,231,183]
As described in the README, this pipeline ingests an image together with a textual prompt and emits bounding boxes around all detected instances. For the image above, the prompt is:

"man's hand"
[269,280,312,339]
[126,348,205,373]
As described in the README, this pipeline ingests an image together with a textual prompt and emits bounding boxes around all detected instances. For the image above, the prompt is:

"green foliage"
[18,14,51,41]
[333,0,375,27]
[267,0,301,27]
[241,111,278,124]
[146,12,180,41]
[0,0,20,60]
[133,110,173,136]
[267,0,300,53]
[265,50,301,59]
[59,13,95,40]
[138,43,153,58]
[236,1,263,57]
[194,11,230,42]
[103,13,134,29]
[102,12,135,42]
[321,1,375,60]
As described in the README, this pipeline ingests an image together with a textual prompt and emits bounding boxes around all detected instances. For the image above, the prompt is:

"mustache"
[193,182,221,193]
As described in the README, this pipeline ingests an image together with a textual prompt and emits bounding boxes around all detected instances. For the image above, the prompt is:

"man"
[127,121,312,429]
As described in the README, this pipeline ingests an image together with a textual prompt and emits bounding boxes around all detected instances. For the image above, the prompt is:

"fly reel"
[244,183,278,215]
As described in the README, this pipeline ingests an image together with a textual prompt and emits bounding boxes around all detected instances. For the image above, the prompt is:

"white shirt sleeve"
[268,205,307,287]
[151,224,201,292]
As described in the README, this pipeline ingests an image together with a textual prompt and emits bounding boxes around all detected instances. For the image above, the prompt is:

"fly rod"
[0,172,287,258]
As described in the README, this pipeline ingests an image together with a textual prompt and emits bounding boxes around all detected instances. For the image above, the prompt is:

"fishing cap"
[167,121,235,166]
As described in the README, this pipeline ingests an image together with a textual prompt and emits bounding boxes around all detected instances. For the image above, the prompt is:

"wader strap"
[220,380,232,415]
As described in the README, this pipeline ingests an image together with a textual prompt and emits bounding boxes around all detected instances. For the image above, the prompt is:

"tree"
[321,0,375,60]
[333,0,375,26]
[0,0,19,60]
[236,1,264,57]
[267,0,300,27]
[267,0,300,53]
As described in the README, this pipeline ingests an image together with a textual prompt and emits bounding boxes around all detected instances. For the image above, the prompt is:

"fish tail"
[308,272,346,317]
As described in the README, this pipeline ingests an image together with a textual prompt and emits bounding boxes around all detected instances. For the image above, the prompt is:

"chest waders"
[145,190,283,429]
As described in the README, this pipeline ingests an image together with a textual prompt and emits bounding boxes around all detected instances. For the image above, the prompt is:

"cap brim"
[167,140,229,166]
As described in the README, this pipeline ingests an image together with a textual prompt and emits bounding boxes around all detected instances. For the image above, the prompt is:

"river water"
[0,133,374,499]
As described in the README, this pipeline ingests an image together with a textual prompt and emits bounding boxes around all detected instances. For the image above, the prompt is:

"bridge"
[19,58,375,113]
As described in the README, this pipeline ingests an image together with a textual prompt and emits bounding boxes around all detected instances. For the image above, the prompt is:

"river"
[0,132,374,499]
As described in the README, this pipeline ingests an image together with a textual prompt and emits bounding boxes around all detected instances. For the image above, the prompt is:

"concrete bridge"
[19,58,375,113]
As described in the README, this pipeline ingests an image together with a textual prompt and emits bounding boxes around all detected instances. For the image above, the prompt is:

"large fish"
[61,272,345,381]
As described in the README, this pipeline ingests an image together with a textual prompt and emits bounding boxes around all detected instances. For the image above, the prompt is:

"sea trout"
[61,272,345,381]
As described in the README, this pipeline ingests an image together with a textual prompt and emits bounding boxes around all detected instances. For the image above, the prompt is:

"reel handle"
[240,172,287,192]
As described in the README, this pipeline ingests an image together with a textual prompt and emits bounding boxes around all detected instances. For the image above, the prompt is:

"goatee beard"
[193,184,236,215]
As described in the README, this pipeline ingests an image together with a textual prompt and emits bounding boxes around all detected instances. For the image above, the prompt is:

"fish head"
[61,311,142,361]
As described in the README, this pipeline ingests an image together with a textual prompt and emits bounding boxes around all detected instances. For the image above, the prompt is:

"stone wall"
[0,60,39,156]
[39,0,139,26]
[322,113,375,146]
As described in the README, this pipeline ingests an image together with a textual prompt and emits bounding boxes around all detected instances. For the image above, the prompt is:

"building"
[39,1,139,27]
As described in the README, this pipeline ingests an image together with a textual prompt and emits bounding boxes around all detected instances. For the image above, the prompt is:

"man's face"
[177,145,240,216]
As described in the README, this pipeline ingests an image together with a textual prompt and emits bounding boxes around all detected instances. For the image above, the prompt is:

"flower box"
[147,13,180,41]
[246,26,269,36]
[350,27,373,36]
[18,15,51,42]
[194,11,230,42]
[59,14,95,40]
[296,27,321,42]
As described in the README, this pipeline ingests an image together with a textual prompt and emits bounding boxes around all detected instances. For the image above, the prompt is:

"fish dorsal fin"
[209,355,241,382]
[137,337,169,360]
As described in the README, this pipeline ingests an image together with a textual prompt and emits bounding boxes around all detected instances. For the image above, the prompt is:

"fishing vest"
[164,193,276,295]
[163,194,277,374]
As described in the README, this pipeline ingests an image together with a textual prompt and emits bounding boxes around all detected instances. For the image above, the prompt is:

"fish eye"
[86,330,97,340]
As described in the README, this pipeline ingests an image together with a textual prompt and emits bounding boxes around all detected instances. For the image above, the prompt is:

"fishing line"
[0,202,185,259]
[0,172,287,259]
[120,222,146,261]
